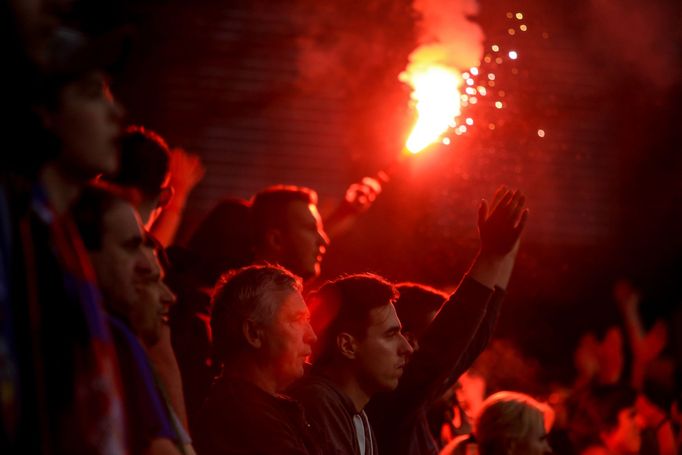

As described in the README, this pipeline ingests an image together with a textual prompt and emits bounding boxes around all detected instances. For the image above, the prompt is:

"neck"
[39,162,83,215]
[318,362,372,412]
[222,356,281,396]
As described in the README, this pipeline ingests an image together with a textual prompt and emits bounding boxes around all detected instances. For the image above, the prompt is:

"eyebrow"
[385,325,401,335]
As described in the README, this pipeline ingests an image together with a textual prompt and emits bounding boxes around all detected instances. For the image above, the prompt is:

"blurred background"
[102,0,681,382]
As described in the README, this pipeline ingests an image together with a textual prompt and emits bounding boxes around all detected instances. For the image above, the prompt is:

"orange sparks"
[400,65,462,154]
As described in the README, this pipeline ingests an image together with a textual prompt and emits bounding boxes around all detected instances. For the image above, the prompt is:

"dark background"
[107,0,682,383]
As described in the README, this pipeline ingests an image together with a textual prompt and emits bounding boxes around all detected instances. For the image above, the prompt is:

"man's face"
[133,247,176,346]
[90,200,152,318]
[601,407,643,455]
[353,304,414,394]
[259,290,316,391]
[49,70,123,179]
[278,200,329,280]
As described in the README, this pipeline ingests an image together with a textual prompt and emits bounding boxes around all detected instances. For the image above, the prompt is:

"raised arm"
[393,187,528,413]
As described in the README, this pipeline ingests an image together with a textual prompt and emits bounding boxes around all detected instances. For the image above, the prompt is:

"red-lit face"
[260,291,317,391]
[48,70,123,179]
[601,407,643,455]
[279,200,329,280]
[133,247,176,346]
[90,201,152,318]
[353,304,414,394]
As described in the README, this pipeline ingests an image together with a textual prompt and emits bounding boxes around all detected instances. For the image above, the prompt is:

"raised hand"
[477,186,528,256]
[342,175,383,214]
[168,147,206,196]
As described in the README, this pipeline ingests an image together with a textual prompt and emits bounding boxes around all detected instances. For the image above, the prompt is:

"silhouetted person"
[102,125,205,247]
[0,25,131,452]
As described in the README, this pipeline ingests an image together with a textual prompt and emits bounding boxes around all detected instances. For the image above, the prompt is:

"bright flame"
[401,65,462,154]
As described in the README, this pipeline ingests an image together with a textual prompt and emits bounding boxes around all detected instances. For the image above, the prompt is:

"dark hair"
[211,264,301,363]
[72,183,137,251]
[186,197,254,283]
[394,282,447,337]
[309,273,398,365]
[250,185,316,245]
[104,125,170,198]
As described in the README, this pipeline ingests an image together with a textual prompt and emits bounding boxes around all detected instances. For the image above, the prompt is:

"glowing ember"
[400,65,462,154]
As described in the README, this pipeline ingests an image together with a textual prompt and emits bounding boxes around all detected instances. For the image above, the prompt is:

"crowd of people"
[1,2,680,455]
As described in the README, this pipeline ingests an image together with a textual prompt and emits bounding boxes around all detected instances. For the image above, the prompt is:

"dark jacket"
[289,372,378,455]
[195,376,320,455]
[366,277,504,455]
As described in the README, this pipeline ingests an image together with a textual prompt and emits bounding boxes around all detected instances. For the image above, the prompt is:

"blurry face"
[601,407,643,455]
[354,304,414,393]
[511,415,552,455]
[10,0,61,66]
[133,247,176,346]
[49,70,123,179]
[90,201,152,318]
[455,371,486,422]
[260,291,317,391]
[279,200,329,280]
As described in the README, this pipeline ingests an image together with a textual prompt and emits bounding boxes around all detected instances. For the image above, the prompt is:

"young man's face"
[353,303,414,394]
[260,290,317,391]
[50,70,123,179]
[601,406,643,455]
[278,200,329,280]
[90,200,152,318]
[133,247,176,346]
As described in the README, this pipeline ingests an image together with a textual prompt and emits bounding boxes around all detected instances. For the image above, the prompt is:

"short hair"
[394,282,447,337]
[308,273,398,365]
[211,264,302,363]
[475,391,554,455]
[187,197,254,275]
[250,185,317,245]
[104,125,170,198]
[72,183,138,251]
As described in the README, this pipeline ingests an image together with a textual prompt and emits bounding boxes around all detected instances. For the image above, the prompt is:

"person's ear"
[337,332,358,360]
[243,319,264,349]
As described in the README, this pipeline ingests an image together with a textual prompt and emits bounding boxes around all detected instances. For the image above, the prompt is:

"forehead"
[366,303,400,333]
[103,200,144,241]
[276,290,307,316]
[285,200,320,225]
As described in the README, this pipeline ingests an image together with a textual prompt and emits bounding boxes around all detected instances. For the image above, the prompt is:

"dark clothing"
[367,279,504,455]
[166,266,215,434]
[109,316,182,453]
[0,183,127,454]
[195,376,320,455]
[288,371,378,455]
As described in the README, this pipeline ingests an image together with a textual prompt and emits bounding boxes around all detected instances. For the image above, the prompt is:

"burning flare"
[400,64,463,154]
